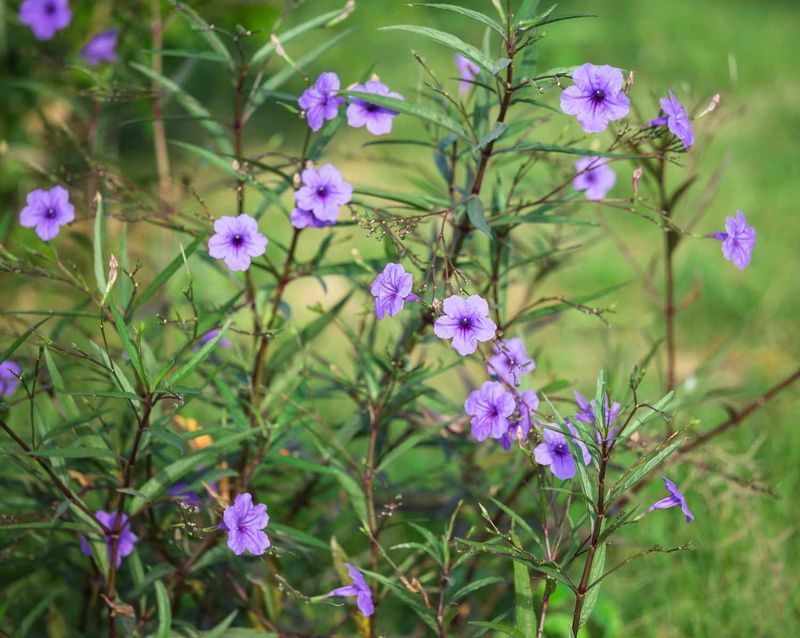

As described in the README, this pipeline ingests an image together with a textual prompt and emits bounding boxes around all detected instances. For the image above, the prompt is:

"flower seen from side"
[647,476,694,523]
[707,210,756,270]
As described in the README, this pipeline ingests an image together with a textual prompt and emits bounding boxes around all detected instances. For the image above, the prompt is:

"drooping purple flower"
[347,80,404,136]
[534,422,591,480]
[19,185,75,241]
[199,329,232,349]
[370,263,418,320]
[0,361,22,397]
[80,510,138,568]
[707,210,756,270]
[455,54,480,93]
[647,476,694,523]
[560,63,630,133]
[573,156,616,201]
[464,381,516,442]
[207,214,268,272]
[648,90,694,149]
[574,390,620,428]
[433,295,497,356]
[221,493,270,556]
[298,72,345,132]
[295,164,353,225]
[80,29,118,66]
[326,562,374,617]
[290,207,336,229]
[19,0,71,41]
[500,389,540,451]
[167,482,203,510]
[487,338,535,386]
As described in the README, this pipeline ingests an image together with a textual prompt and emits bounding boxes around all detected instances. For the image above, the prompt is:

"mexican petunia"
[221,493,270,556]
[208,214,268,272]
[648,90,694,149]
[455,54,480,93]
[560,63,630,133]
[0,361,22,397]
[80,29,118,66]
[370,263,418,319]
[80,510,138,568]
[433,295,496,356]
[294,164,353,225]
[647,476,694,523]
[487,338,535,386]
[298,72,345,132]
[707,210,756,270]
[19,185,75,241]
[326,562,374,617]
[347,80,404,136]
[534,422,591,480]
[573,156,616,201]
[199,329,232,349]
[19,0,71,41]
[464,381,516,442]
[574,390,620,438]
[290,207,335,229]
[500,389,540,451]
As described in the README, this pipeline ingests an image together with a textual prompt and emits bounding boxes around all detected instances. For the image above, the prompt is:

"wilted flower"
[465,381,516,442]
[326,563,374,617]
[80,511,138,567]
[707,210,756,270]
[0,361,22,397]
[347,80,404,136]
[455,54,480,93]
[487,338,535,386]
[294,164,353,225]
[648,90,694,149]
[433,295,496,356]
[19,185,75,241]
[560,63,630,133]
[500,389,539,451]
[19,0,71,41]
[370,263,418,319]
[208,214,268,272]
[573,156,616,201]
[221,493,270,556]
[647,476,694,522]
[534,422,591,480]
[80,29,118,66]
[298,72,345,132]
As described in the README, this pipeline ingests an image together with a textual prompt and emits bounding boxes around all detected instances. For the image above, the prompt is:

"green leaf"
[202,610,239,638]
[474,122,507,151]
[270,523,329,551]
[109,302,148,389]
[618,392,674,443]
[450,576,506,602]
[0,318,49,363]
[43,346,80,421]
[517,0,541,20]
[497,142,639,159]
[377,430,435,472]
[21,446,114,459]
[608,436,685,504]
[170,1,235,70]
[132,236,202,311]
[469,621,524,637]
[490,212,598,227]
[158,319,231,388]
[411,4,505,37]
[513,559,537,636]
[594,369,608,431]
[154,579,171,638]
[354,186,449,211]
[93,193,106,294]
[331,467,368,525]
[465,196,493,239]
[361,569,439,633]
[579,543,606,629]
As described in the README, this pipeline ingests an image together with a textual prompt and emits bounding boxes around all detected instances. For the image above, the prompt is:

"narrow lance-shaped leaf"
[93,193,106,294]
[578,542,606,629]
[411,4,506,37]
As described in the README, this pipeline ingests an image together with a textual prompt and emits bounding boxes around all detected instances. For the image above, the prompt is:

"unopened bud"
[696,93,720,119]
[632,167,643,196]
[107,254,118,289]
[625,70,634,92]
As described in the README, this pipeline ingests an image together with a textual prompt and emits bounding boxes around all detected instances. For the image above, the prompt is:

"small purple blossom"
[487,338,535,386]
[433,295,497,356]
[290,207,336,229]
[326,563,374,617]
[573,156,616,201]
[0,361,22,397]
[455,54,480,93]
[534,422,591,480]
[575,390,620,444]
[167,483,203,510]
[80,29,118,66]
[207,214,268,272]
[199,329,232,349]
[465,381,516,442]
[370,263,418,319]
[298,72,345,132]
[19,185,75,241]
[295,164,353,225]
[560,63,630,133]
[648,90,694,149]
[707,210,756,270]
[647,476,694,523]
[19,0,71,41]
[347,80,404,136]
[221,493,270,556]
[80,511,138,568]
[500,389,540,451]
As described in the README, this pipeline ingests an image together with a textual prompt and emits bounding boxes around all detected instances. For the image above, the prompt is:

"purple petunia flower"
[290,207,335,229]
[347,80,404,136]
[647,476,694,523]
[455,54,480,93]
[0,361,22,397]
[534,422,591,480]
[560,63,630,133]
[464,381,516,442]
[707,210,756,270]
[167,482,204,510]
[326,563,374,617]
[19,0,71,41]
[80,29,118,66]
[500,389,540,451]
[487,338,535,386]
[80,510,138,568]
[294,164,353,226]
[433,295,497,356]
[199,329,232,349]
[207,214,268,272]
[648,90,694,149]
[573,156,616,201]
[298,72,345,132]
[370,263,418,320]
[19,185,75,241]
[575,390,620,444]
[221,493,270,556]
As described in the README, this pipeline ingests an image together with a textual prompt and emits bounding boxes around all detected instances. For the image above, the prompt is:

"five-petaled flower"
[19,0,71,41]
[347,80,404,136]
[19,185,75,241]
[455,54,480,93]
[221,493,271,556]
[560,63,630,133]
[465,381,516,442]
[299,72,345,132]
[208,214,268,271]
[433,295,497,356]
[0,361,22,397]
[370,263,418,319]
[80,29,118,66]
[648,90,694,149]
[707,210,756,270]
[534,422,591,480]
[79,510,138,568]
[325,563,374,617]
[647,476,694,523]
[487,338,535,386]
[500,389,540,451]
[294,164,353,227]
[573,156,617,201]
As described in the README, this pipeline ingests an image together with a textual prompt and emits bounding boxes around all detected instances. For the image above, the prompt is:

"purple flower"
[455,54,480,93]
[290,207,335,229]
[80,511,138,568]
[500,389,539,451]
[573,156,616,201]
[433,295,497,356]
[298,72,345,132]
[221,493,270,556]
[199,329,232,349]
[347,80,404,136]
[370,263,418,319]
[648,90,694,149]
[80,29,118,66]
[208,214,268,271]
[465,381,516,442]
[326,563,374,617]
[295,164,353,225]
[487,338,535,386]
[534,422,591,480]
[575,390,620,444]
[560,63,630,133]
[0,361,22,397]
[707,210,756,270]
[19,0,71,41]
[19,185,75,241]
[167,483,203,510]
[647,476,694,523]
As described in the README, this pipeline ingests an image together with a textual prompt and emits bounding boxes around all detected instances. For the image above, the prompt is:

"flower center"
[593,89,605,103]
[459,317,472,329]
[44,2,57,15]
[231,234,244,246]
[365,103,379,113]
[45,207,57,219]
[316,186,328,197]
[554,443,568,455]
